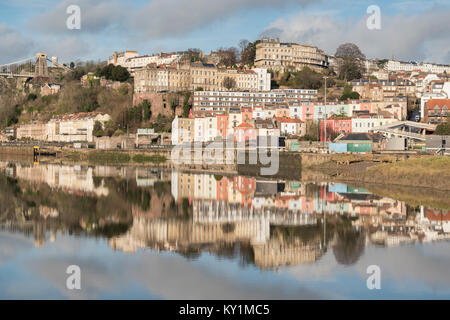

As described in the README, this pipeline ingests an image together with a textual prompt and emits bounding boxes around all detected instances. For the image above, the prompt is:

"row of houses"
[351,79,416,100]
[107,50,182,75]
[134,62,271,93]
[172,103,397,145]
[192,90,407,120]
[8,112,111,143]
[385,59,450,74]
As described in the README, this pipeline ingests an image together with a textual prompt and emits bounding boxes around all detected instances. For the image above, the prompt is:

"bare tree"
[217,47,239,67]
[223,77,236,90]
[335,43,365,81]
[335,43,365,59]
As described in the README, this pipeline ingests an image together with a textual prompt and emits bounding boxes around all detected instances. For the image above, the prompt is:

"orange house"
[241,107,253,123]
[234,122,256,143]
[275,107,290,119]
[217,114,229,138]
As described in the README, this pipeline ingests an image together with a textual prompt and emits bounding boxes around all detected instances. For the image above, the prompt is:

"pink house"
[321,115,352,141]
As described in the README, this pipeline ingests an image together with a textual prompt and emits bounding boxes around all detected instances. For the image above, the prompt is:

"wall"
[386,137,407,151]
[347,143,372,153]
[133,92,186,119]
[329,143,348,153]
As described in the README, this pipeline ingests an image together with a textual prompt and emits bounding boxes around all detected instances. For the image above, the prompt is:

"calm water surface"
[0,160,449,299]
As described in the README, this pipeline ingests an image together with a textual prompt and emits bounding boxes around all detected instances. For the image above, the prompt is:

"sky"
[0,0,449,65]
[2,231,450,299]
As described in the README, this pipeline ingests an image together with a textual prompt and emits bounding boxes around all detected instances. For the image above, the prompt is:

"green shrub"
[132,154,167,163]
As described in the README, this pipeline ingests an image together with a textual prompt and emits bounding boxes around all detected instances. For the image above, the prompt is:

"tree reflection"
[332,216,365,265]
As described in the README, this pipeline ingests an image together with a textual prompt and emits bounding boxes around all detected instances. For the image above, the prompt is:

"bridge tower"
[35,53,48,77]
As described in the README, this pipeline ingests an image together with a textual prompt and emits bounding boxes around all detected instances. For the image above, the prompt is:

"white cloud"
[28,0,321,38]
[39,36,92,62]
[28,0,128,34]
[0,23,35,64]
[262,7,450,63]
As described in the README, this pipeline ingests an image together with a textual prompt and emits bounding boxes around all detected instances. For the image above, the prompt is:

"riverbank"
[2,145,449,191]
[313,156,450,191]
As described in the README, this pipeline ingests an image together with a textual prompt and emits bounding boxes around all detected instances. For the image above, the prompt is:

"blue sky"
[2,231,450,299]
[0,0,449,65]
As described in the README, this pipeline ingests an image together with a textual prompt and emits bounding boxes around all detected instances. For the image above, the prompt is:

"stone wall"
[133,92,189,120]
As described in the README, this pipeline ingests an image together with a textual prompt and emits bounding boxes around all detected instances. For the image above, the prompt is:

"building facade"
[386,59,450,74]
[255,37,329,72]
[193,89,317,115]
[424,99,449,124]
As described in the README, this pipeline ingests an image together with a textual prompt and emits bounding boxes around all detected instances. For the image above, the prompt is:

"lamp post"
[323,76,328,149]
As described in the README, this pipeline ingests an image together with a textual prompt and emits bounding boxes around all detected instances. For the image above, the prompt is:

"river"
[0,160,449,299]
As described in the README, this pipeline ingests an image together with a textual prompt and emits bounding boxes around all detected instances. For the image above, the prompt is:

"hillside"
[0,64,179,135]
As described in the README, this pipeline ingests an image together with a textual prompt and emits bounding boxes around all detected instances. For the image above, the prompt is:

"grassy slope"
[341,156,450,191]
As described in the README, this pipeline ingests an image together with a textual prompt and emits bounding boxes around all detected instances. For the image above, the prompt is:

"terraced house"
[134,62,270,93]
[255,37,329,72]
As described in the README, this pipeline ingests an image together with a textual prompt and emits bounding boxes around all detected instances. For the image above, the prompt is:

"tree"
[239,40,259,66]
[217,47,238,67]
[304,120,320,141]
[291,67,322,90]
[170,98,178,115]
[338,57,364,81]
[335,43,365,81]
[142,100,151,121]
[95,64,130,82]
[182,48,204,63]
[239,39,249,55]
[435,118,450,135]
[27,93,38,101]
[111,65,130,82]
[93,121,104,137]
[223,77,236,90]
[183,92,191,118]
[70,62,75,69]
[341,84,360,100]
[335,43,365,59]
[376,59,388,69]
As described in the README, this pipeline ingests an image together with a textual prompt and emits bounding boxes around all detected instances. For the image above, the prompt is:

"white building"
[289,104,302,120]
[171,116,194,145]
[126,53,180,73]
[108,51,139,67]
[252,68,271,91]
[386,59,450,74]
[279,118,305,136]
[352,113,396,133]
[47,112,111,143]
[108,51,181,74]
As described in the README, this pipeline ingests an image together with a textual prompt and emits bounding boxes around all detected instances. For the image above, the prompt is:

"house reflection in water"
[1,161,450,270]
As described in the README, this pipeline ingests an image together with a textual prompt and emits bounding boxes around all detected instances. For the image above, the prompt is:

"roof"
[426,99,450,109]
[190,62,216,68]
[254,119,276,129]
[236,122,254,129]
[277,117,303,123]
[336,133,372,142]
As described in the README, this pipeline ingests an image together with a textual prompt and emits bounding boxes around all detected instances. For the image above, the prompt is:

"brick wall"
[133,92,189,119]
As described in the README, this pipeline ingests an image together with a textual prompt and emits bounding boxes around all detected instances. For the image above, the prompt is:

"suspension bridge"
[0,53,69,79]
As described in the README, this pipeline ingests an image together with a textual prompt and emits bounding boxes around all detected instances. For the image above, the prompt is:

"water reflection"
[0,161,449,272]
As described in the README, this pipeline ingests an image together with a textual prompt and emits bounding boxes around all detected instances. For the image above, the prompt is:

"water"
[0,160,449,299]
